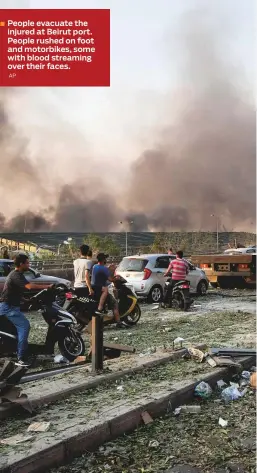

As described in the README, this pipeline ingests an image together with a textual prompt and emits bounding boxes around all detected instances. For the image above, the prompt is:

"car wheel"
[147,285,163,303]
[196,280,208,296]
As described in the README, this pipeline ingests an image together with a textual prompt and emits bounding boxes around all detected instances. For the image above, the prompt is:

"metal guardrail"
[29,249,239,273]
[30,256,120,270]
[31,260,73,269]
[31,252,221,267]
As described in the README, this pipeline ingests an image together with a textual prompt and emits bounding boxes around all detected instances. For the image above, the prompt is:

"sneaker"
[15,359,30,368]
[116,321,127,329]
[95,309,104,315]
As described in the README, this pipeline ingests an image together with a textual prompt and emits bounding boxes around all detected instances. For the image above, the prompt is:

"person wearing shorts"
[91,253,126,328]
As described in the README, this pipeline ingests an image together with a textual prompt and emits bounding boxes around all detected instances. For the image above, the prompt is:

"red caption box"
[0,9,110,87]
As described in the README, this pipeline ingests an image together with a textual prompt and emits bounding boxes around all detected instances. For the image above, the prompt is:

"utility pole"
[119,220,134,256]
[211,214,219,252]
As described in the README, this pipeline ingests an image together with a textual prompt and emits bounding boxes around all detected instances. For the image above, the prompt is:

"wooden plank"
[103,343,136,353]
[91,316,104,372]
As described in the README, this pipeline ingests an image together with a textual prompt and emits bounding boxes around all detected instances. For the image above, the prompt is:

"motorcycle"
[163,277,193,311]
[0,286,85,363]
[63,276,141,333]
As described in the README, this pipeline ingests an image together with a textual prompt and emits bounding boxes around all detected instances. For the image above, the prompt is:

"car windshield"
[118,258,148,272]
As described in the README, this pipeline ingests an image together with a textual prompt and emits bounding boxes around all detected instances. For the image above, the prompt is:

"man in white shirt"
[73,244,94,295]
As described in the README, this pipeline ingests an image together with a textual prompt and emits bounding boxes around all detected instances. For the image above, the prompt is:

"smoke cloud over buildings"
[0,7,255,232]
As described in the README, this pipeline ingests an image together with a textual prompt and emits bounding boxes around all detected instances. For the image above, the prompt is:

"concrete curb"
[0,344,206,420]
[0,355,254,473]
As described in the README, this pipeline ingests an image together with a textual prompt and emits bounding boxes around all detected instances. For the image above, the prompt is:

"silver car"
[115,254,209,303]
[0,259,72,306]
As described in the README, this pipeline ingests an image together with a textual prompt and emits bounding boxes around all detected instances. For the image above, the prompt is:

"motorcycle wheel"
[58,330,85,362]
[172,292,184,310]
[123,304,141,326]
[183,299,191,312]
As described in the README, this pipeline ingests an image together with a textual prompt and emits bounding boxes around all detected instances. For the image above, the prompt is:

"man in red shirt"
[163,250,189,303]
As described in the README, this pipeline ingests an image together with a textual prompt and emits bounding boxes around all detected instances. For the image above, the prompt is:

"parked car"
[115,254,209,303]
[0,259,72,307]
[224,246,256,255]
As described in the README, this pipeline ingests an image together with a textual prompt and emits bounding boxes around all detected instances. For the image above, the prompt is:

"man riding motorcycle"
[0,254,50,366]
[163,250,189,304]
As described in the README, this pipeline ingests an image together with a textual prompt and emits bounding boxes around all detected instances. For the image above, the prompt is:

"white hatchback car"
[115,254,209,303]
[223,246,256,255]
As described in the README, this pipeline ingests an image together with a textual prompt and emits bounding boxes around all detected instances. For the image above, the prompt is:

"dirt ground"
[1,288,256,473]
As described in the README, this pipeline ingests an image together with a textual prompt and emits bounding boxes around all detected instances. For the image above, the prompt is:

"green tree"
[84,234,121,256]
[84,234,104,252]
[150,233,170,253]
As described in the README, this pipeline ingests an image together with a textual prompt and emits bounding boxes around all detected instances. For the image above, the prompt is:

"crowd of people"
[0,243,190,366]
[0,244,127,366]
[73,244,125,327]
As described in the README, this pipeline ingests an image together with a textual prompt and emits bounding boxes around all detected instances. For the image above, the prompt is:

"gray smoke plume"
[0,6,255,232]
[0,88,50,221]
[0,88,121,231]
[52,186,120,232]
[127,10,255,231]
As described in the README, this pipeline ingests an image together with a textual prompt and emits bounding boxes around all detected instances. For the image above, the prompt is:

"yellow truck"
[190,253,256,289]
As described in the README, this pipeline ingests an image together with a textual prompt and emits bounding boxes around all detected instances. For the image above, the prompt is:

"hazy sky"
[1,0,255,160]
[0,0,255,230]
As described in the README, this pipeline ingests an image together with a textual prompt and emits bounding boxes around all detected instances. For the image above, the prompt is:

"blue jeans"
[0,303,30,360]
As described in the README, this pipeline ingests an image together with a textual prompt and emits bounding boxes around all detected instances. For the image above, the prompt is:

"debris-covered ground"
[26,288,256,357]
[1,288,256,472]
[0,358,214,442]
[50,387,256,473]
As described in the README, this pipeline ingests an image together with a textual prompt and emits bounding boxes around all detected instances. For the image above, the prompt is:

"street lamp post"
[119,221,134,256]
[57,237,73,256]
[211,214,219,252]
[64,237,73,257]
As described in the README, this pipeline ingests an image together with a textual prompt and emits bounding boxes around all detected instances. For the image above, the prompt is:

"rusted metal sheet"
[191,254,253,264]
[207,271,251,277]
